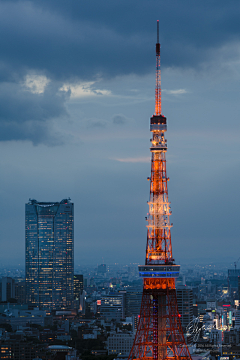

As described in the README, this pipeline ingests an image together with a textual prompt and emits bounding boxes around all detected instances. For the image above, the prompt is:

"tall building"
[15,280,26,304]
[176,285,194,331]
[125,290,142,317]
[228,269,240,288]
[74,274,83,300]
[235,308,240,328]
[0,277,15,302]
[97,264,106,275]
[100,294,125,321]
[238,276,240,299]
[25,198,74,310]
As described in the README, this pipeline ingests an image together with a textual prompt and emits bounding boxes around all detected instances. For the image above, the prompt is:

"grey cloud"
[0,0,239,145]
[0,82,69,145]
[86,119,107,128]
[0,121,64,146]
[87,114,129,128]
[0,0,239,83]
[112,114,127,125]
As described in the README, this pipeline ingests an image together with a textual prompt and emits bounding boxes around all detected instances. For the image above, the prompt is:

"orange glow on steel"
[144,278,175,290]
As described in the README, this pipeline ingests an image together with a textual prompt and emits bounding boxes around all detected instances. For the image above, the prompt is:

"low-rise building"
[107,333,134,357]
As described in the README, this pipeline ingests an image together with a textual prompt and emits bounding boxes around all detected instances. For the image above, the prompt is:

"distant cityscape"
[1,236,240,360]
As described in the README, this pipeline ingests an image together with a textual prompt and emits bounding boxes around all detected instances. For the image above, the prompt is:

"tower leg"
[129,288,192,360]
[157,293,166,360]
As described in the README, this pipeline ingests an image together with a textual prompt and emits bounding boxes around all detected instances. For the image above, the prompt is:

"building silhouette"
[15,280,26,304]
[25,198,74,310]
[0,277,15,302]
[97,264,106,275]
[108,333,134,357]
[125,290,142,317]
[100,294,125,321]
[176,285,193,331]
[74,274,83,300]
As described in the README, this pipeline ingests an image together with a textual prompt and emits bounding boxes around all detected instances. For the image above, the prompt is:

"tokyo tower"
[128,21,192,360]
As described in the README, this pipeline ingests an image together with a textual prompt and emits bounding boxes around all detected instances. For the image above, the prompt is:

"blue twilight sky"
[0,0,240,267]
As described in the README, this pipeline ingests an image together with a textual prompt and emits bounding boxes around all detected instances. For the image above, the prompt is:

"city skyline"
[0,1,240,267]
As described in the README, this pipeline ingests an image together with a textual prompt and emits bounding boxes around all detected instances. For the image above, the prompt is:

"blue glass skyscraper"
[25,199,74,310]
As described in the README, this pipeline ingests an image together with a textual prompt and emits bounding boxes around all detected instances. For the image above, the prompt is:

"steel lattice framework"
[128,21,192,360]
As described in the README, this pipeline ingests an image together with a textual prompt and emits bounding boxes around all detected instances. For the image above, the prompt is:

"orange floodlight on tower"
[128,22,192,360]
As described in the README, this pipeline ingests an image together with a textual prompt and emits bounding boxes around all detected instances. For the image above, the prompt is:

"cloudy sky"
[0,0,240,267]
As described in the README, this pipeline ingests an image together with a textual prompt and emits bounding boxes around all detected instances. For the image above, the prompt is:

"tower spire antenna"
[155,20,161,115]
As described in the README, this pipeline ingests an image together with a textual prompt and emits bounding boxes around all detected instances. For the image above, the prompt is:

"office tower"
[15,280,26,304]
[128,22,191,360]
[177,285,194,331]
[100,294,125,321]
[125,290,142,317]
[238,276,240,300]
[0,277,15,302]
[97,264,107,275]
[25,198,74,310]
[235,308,240,328]
[74,274,84,300]
[228,269,240,288]
[176,274,186,287]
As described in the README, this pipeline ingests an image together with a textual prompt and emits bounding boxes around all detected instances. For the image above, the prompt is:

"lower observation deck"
[138,264,180,278]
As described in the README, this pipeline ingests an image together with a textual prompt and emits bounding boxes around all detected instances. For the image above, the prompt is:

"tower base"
[128,287,192,360]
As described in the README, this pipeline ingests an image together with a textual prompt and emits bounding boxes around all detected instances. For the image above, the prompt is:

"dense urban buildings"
[25,198,74,310]
[1,262,240,360]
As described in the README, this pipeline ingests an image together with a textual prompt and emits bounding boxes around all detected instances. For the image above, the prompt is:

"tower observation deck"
[128,21,192,360]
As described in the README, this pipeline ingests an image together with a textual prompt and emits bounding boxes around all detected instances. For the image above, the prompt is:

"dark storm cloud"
[0,0,240,81]
[0,121,63,146]
[0,82,69,145]
[0,0,240,143]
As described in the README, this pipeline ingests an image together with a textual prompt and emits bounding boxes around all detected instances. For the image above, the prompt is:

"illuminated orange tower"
[128,21,192,360]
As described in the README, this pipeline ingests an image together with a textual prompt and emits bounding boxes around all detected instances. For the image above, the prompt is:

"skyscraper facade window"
[25,199,74,310]
[74,274,83,300]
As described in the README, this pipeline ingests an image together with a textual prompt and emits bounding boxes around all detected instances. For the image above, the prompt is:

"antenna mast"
[155,20,161,115]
